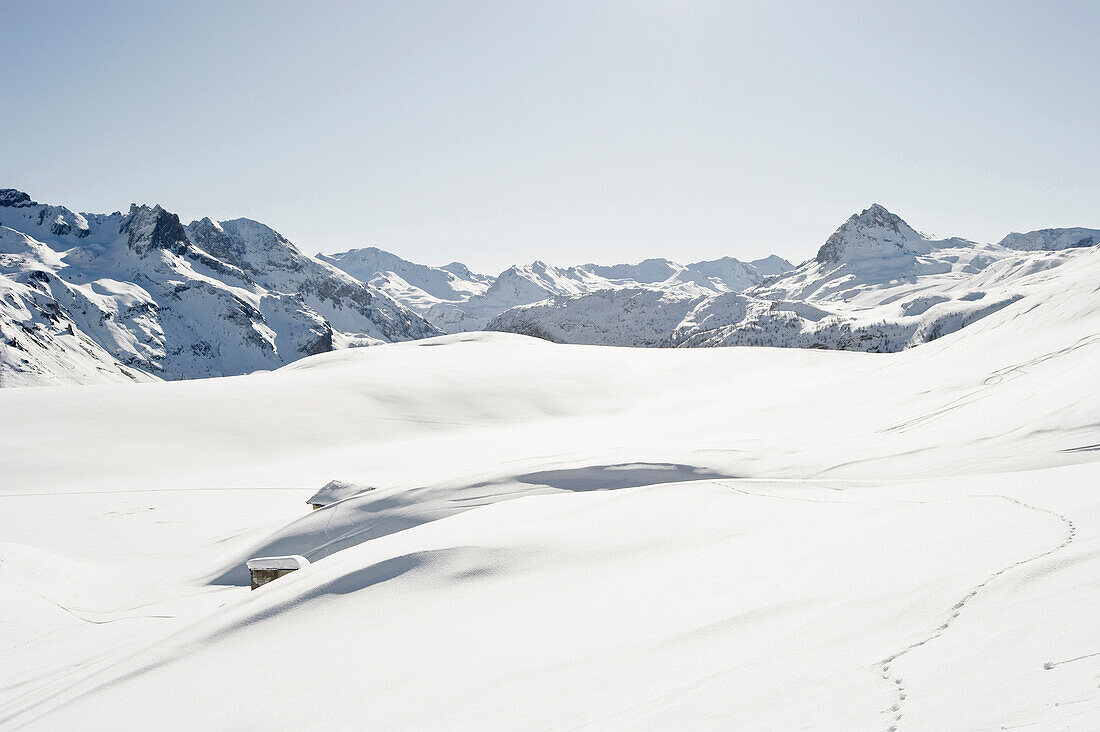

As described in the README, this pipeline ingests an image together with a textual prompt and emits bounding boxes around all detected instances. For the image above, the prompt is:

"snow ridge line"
[876,495,1075,732]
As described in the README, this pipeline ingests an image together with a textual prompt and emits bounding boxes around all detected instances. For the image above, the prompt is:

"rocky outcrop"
[122,205,190,257]
[0,189,36,207]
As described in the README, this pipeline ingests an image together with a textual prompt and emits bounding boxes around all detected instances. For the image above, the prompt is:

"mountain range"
[0,189,438,386]
[488,205,1099,350]
[318,247,794,333]
[1,187,1096,386]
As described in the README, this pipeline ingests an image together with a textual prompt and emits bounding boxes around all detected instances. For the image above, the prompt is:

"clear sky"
[4,1,1097,273]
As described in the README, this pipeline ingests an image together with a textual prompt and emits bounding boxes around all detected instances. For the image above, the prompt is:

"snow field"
[0,233,1097,728]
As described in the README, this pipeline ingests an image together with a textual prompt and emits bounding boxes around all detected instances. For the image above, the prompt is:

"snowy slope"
[998,227,1098,251]
[0,189,439,385]
[0,240,1098,728]
[490,205,1099,352]
[748,253,794,276]
[489,288,709,346]
[318,246,493,312]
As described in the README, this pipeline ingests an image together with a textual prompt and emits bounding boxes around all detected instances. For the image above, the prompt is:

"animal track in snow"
[720,483,1076,730]
[876,495,1075,730]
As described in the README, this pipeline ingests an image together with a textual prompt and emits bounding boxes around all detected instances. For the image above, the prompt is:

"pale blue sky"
[4,1,1097,272]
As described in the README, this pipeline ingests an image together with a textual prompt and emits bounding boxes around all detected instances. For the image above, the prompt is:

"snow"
[320,245,793,335]
[488,288,708,346]
[305,479,374,507]
[1,191,1098,728]
[998,227,1099,251]
[749,253,795,276]
[245,555,310,571]
[0,191,439,386]
[0,232,1098,728]
[489,206,1100,353]
[319,247,493,307]
[1,187,801,384]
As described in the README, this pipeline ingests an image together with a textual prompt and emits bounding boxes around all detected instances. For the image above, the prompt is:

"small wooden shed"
[305,480,374,510]
[246,555,310,590]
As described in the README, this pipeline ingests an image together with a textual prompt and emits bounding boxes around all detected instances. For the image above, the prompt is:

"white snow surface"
[0,236,1099,729]
[245,555,310,571]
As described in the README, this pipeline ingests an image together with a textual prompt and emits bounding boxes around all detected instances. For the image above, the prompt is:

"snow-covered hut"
[246,555,309,590]
[306,480,374,510]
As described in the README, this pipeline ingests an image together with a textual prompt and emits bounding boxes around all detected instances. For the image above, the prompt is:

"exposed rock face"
[48,216,71,236]
[0,189,36,207]
[122,205,190,257]
[301,324,334,355]
[187,217,252,272]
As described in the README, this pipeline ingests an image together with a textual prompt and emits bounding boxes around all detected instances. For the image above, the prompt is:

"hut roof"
[246,555,310,571]
[306,480,374,507]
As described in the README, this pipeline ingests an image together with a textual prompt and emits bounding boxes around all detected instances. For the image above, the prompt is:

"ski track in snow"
[879,333,1100,435]
[720,482,1078,731]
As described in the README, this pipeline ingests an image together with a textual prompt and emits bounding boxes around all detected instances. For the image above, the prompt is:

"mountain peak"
[854,203,904,230]
[749,254,794,276]
[815,205,928,264]
[121,204,190,257]
[190,216,223,231]
[441,261,474,278]
[0,189,37,208]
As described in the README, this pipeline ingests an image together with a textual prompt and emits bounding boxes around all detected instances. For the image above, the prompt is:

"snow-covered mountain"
[998,227,1098,251]
[489,205,1100,352]
[426,260,615,332]
[747,253,794,276]
[318,247,493,313]
[489,288,709,347]
[7,186,1095,386]
[0,184,795,386]
[323,248,794,333]
[0,190,439,386]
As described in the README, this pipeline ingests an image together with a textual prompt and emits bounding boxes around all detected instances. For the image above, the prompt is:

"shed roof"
[306,480,374,507]
[246,555,310,571]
